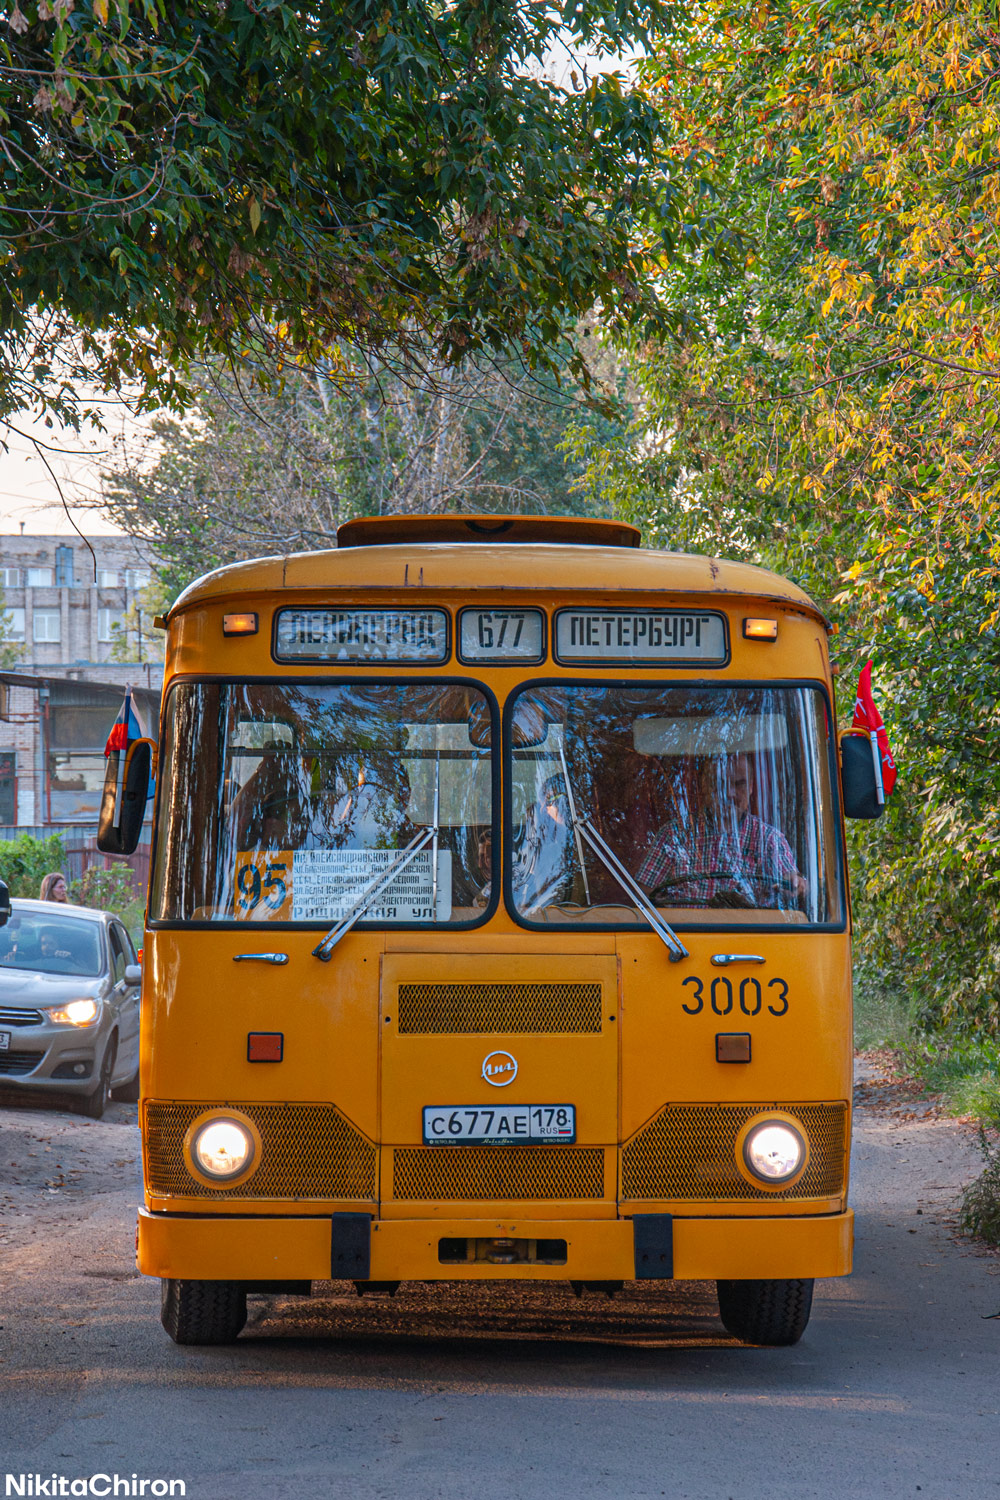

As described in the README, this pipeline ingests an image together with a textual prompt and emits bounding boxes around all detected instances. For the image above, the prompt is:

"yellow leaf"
[249,196,261,235]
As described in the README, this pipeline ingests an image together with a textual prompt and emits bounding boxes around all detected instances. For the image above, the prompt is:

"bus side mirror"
[839,732,884,820]
[98,738,155,855]
[0,879,9,927]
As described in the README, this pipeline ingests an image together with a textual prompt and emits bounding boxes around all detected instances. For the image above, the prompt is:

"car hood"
[0,968,105,1008]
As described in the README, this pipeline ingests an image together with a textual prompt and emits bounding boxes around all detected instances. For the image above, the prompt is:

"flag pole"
[869,730,885,806]
[114,685,131,829]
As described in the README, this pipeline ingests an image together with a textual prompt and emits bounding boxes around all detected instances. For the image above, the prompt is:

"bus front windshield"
[151,681,494,925]
[508,684,842,928]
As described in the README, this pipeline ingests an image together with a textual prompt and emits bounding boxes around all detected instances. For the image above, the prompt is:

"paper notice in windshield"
[554,609,728,665]
[233,849,452,922]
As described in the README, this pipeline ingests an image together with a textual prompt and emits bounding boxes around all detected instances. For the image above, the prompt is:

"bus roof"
[167,535,826,624]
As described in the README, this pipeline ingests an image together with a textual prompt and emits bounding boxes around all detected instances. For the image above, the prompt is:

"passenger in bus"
[636,753,807,909]
[231,747,308,851]
[512,774,576,911]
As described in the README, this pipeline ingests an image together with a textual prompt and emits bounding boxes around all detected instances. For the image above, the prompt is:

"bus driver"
[636,753,807,910]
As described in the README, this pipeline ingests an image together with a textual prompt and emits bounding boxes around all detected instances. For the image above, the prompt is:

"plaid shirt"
[636,812,801,907]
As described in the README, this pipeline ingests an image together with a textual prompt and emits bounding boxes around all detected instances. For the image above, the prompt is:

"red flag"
[851,660,897,797]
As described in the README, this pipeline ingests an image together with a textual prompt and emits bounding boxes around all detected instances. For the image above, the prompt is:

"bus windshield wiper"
[556,741,688,964]
[312,822,437,962]
[314,756,443,961]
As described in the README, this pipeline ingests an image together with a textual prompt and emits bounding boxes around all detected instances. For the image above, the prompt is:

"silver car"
[0,898,141,1118]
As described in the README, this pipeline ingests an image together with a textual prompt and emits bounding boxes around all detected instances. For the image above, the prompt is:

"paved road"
[1,1066,997,1500]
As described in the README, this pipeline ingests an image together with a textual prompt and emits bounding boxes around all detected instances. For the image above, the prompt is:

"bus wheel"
[716,1278,814,1346]
[160,1279,247,1345]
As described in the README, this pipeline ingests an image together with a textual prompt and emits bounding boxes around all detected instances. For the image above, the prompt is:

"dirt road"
[1,1062,997,1500]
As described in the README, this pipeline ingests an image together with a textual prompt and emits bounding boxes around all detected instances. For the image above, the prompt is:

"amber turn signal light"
[743,617,778,641]
[223,612,259,636]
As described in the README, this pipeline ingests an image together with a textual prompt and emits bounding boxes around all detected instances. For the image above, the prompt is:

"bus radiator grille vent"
[396,982,602,1035]
[392,1146,605,1201]
[144,1102,377,1200]
[621,1103,847,1202]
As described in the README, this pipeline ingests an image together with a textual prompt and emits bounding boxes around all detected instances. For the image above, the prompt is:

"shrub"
[959,1121,1000,1250]
[70,864,145,945]
[0,832,67,898]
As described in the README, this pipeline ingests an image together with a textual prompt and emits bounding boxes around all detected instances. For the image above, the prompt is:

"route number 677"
[681,975,789,1018]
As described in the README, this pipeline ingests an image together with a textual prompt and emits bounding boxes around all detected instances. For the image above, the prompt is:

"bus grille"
[621,1103,847,1202]
[392,1146,605,1201]
[144,1101,377,1200]
[396,982,602,1035]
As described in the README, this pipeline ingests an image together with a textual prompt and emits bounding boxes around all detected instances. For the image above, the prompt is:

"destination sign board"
[233,849,452,923]
[458,609,545,663]
[274,608,448,663]
[553,609,728,666]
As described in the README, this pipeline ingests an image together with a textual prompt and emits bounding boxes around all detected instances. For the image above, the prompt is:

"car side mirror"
[839,732,884,819]
[0,878,9,927]
[123,964,142,986]
[98,738,156,855]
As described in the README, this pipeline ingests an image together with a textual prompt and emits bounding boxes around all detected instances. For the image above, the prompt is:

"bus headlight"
[189,1116,256,1183]
[740,1117,807,1186]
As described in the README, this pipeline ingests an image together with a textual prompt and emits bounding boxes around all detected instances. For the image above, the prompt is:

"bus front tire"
[716,1277,814,1346]
[160,1279,248,1344]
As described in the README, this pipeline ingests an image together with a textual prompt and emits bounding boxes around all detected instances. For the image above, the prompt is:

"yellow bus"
[107,514,883,1346]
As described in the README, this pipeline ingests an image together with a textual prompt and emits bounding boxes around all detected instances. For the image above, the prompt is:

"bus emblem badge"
[482,1050,518,1087]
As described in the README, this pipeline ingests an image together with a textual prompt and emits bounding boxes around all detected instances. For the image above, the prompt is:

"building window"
[125,568,151,590]
[1,567,19,588]
[0,750,14,824]
[26,567,53,587]
[33,608,61,642]
[97,569,120,587]
[98,607,125,643]
[55,545,76,587]
[3,607,25,639]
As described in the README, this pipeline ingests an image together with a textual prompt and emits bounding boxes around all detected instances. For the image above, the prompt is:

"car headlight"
[741,1118,807,1184]
[45,998,99,1026]
[189,1117,256,1182]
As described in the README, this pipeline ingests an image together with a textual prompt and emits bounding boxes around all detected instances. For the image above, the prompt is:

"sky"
[0,405,138,537]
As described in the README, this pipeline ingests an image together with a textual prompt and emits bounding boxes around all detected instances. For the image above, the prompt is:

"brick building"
[0,533,163,830]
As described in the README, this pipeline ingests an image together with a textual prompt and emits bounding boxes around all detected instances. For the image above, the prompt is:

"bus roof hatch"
[336,514,642,550]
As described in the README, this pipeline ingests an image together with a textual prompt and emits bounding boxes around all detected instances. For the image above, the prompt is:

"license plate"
[422,1104,575,1145]
[0,1031,9,1052]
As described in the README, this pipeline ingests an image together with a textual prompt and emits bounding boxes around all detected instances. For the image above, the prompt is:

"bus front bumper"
[137,1207,853,1282]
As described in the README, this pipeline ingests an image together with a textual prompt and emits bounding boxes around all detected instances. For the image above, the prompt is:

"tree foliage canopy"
[97,346,626,593]
[569,0,1000,1036]
[2,0,683,430]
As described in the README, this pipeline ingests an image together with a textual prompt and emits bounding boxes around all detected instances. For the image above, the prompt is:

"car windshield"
[507,683,842,928]
[151,681,495,925]
[0,912,104,977]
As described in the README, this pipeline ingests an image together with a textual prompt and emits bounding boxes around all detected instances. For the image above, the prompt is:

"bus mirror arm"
[312,824,437,962]
[573,815,689,964]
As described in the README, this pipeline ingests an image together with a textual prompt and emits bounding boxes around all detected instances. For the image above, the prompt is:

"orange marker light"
[223,612,259,636]
[743,618,778,641]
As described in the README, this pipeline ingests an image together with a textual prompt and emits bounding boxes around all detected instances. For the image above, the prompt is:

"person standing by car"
[39,871,68,903]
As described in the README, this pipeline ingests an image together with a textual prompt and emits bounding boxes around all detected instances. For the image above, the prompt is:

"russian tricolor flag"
[104,689,154,801]
[104,688,146,758]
